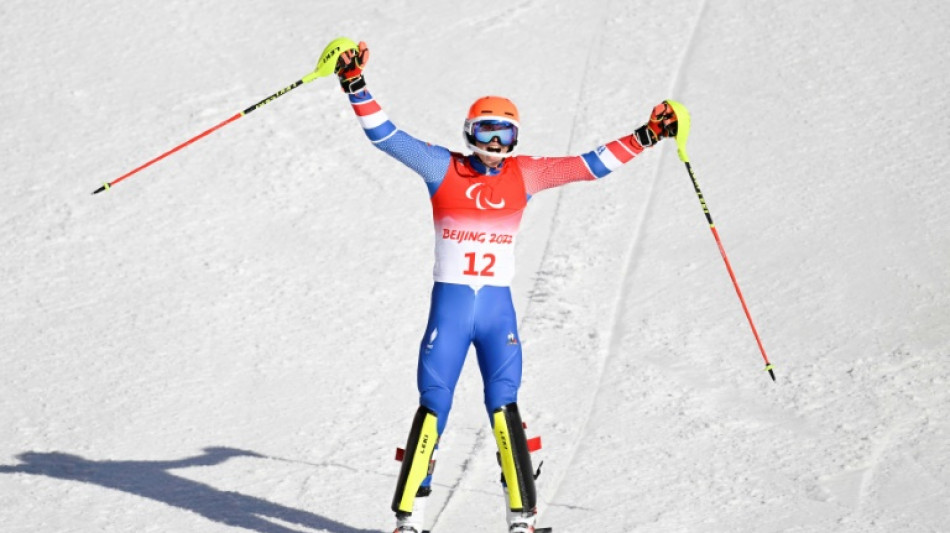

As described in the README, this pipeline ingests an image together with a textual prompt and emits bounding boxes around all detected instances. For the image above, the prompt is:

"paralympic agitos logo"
[466,183,506,210]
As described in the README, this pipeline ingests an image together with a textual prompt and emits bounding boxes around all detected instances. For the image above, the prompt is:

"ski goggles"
[470,120,519,146]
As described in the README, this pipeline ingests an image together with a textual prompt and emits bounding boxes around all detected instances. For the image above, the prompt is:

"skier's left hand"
[336,41,370,93]
[635,102,678,147]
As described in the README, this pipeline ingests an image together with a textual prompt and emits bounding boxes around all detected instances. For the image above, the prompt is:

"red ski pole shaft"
[685,161,775,381]
[92,74,318,195]
[91,37,365,195]
[92,113,242,195]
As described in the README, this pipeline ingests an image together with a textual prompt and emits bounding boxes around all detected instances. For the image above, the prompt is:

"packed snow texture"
[2,1,948,532]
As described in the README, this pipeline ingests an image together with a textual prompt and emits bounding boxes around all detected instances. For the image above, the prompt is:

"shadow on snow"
[0,446,383,533]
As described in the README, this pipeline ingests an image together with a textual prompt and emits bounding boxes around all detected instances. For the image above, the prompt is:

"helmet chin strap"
[471,145,516,159]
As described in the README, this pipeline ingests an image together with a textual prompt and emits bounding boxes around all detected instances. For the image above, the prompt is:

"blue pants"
[417,282,523,436]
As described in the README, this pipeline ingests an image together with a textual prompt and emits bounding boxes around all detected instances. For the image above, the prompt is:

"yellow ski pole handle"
[665,99,692,163]
[666,100,776,382]
[92,37,357,195]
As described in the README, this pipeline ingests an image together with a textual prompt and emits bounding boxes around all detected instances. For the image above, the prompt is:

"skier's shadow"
[0,447,382,533]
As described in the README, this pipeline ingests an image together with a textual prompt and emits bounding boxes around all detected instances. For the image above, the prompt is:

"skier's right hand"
[335,41,370,94]
[634,102,678,147]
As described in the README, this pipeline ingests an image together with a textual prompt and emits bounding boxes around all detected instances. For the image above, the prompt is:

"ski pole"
[664,100,776,382]
[92,37,358,195]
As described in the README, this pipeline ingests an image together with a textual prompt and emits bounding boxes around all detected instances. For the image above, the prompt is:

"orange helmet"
[463,96,520,157]
[466,96,520,123]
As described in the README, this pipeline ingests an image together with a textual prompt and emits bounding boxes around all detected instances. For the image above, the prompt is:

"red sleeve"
[517,133,645,196]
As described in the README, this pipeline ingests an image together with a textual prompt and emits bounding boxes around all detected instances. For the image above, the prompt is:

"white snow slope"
[2,1,948,532]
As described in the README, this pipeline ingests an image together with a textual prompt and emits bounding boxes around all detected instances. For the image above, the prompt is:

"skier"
[334,42,677,533]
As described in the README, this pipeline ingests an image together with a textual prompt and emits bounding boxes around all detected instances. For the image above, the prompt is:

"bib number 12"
[463,252,496,277]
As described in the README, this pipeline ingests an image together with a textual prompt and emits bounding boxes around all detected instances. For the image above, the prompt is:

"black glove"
[335,42,370,94]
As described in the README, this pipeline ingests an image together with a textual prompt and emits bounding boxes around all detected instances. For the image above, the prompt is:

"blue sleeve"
[376,131,451,196]
[348,90,450,196]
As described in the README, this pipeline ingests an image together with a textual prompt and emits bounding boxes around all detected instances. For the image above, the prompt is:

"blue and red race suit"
[347,87,648,437]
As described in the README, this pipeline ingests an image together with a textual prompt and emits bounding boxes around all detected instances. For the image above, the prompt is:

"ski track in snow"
[541,0,709,517]
[424,426,488,529]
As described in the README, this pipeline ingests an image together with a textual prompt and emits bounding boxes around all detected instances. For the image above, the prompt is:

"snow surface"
[2,1,949,532]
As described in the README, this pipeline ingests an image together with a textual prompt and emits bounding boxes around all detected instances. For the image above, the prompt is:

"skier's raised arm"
[517,103,678,196]
[335,42,450,195]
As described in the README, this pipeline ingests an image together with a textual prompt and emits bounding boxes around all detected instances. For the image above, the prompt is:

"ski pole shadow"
[0,447,384,533]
